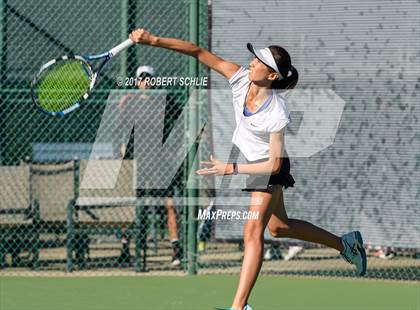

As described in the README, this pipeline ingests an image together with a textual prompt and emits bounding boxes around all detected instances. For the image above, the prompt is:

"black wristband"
[232,162,238,175]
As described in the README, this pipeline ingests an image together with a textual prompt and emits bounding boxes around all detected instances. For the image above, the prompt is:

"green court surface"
[1,275,419,310]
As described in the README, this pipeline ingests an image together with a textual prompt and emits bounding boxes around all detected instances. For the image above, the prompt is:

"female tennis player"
[130,28,367,310]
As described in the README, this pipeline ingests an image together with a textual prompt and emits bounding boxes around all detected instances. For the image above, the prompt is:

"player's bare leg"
[232,185,345,310]
[267,186,343,252]
[231,191,276,310]
[267,186,366,276]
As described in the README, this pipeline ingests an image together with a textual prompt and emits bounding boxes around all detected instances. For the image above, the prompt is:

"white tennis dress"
[228,66,290,162]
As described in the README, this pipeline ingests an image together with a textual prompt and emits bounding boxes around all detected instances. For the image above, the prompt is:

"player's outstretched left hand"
[196,155,233,176]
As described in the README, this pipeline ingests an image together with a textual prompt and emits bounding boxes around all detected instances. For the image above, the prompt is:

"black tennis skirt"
[242,157,295,193]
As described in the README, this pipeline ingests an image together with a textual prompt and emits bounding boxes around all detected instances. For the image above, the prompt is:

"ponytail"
[272,65,298,90]
[268,45,299,91]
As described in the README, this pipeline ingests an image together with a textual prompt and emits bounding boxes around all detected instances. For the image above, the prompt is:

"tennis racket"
[30,38,134,116]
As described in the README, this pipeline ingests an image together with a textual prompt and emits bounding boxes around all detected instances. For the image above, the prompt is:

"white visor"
[247,43,292,79]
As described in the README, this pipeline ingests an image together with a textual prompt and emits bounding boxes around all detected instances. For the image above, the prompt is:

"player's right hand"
[130,28,157,45]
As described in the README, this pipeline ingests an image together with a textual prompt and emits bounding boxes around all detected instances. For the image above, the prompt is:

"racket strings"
[35,59,93,113]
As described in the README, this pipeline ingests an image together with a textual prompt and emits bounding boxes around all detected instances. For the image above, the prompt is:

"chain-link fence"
[0,0,210,275]
[203,0,420,282]
[0,0,419,282]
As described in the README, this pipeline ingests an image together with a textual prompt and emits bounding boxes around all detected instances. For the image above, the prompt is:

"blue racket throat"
[84,52,111,61]
[80,62,91,78]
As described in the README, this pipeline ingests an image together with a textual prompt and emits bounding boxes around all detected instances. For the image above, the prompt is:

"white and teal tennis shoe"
[340,231,367,276]
[216,304,253,310]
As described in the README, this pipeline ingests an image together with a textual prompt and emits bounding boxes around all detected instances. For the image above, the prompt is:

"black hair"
[138,72,153,79]
[268,45,298,90]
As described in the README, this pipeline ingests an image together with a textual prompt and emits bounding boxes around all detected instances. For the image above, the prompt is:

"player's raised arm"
[130,28,240,80]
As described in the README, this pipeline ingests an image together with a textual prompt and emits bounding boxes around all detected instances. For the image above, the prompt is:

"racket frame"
[31,55,96,116]
[31,39,133,116]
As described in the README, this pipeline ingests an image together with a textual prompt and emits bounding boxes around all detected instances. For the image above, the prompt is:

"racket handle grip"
[109,39,134,57]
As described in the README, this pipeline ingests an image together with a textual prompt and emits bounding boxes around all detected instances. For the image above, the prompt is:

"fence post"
[0,0,6,84]
[0,0,7,165]
[120,0,137,81]
[120,0,128,80]
[32,199,40,270]
[66,199,74,272]
[187,0,200,276]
